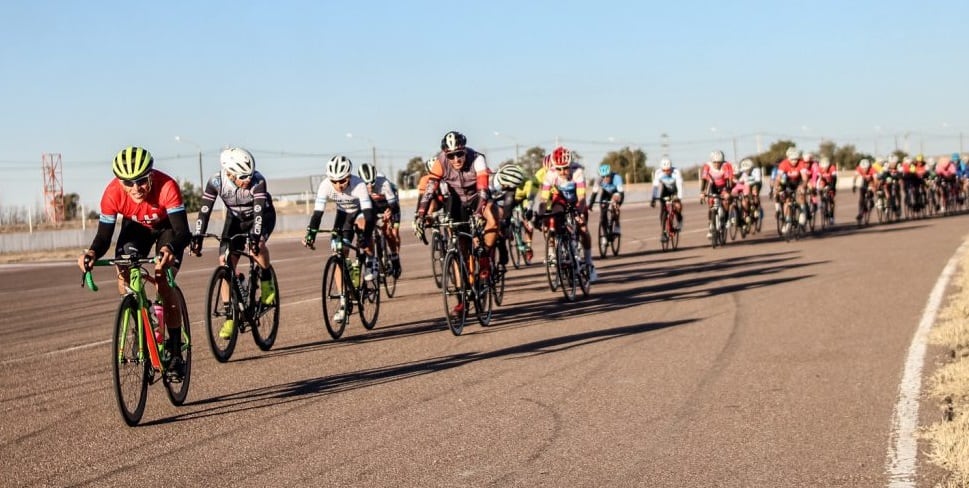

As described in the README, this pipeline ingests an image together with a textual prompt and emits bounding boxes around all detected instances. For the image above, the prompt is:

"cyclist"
[852,158,878,222]
[414,131,497,316]
[540,146,597,282]
[729,158,762,227]
[359,163,402,278]
[700,150,735,238]
[512,162,540,262]
[589,163,625,235]
[650,158,684,241]
[492,163,527,270]
[190,147,277,339]
[303,155,376,324]
[878,155,904,214]
[773,147,809,234]
[77,146,190,378]
[814,157,838,225]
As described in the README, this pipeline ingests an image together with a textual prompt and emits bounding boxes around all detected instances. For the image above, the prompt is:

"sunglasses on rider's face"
[446,150,466,160]
[121,175,150,187]
[331,177,350,185]
[232,173,252,181]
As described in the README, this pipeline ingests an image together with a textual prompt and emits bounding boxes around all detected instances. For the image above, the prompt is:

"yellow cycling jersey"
[515,167,545,201]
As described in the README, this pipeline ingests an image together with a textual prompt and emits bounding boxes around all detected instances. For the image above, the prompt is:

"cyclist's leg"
[152,225,186,368]
[254,209,277,302]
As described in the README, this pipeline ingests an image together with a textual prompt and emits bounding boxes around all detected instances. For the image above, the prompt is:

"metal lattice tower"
[41,153,64,224]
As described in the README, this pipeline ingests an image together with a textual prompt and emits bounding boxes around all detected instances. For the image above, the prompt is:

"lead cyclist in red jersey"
[77,146,191,376]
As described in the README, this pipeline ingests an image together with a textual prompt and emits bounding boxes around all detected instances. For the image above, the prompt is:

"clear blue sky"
[2,0,967,210]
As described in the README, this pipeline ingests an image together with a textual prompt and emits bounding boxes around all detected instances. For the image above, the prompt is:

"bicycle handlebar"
[80,255,175,292]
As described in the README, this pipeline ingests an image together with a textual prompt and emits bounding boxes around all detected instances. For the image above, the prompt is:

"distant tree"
[179,180,203,213]
[518,146,547,174]
[60,192,80,221]
[599,147,649,183]
[399,156,426,189]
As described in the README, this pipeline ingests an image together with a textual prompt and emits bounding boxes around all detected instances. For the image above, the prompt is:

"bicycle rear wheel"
[508,230,522,270]
[442,251,468,336]
[472,258,493,327]
[252,266,280,351]
[204,266,237,362]
[113,295,148,426]
[380,246,397,298]
[163,286,191,406]
[321,256,348,340]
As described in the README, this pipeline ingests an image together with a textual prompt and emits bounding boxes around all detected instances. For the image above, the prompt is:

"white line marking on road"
[886,239,968,487]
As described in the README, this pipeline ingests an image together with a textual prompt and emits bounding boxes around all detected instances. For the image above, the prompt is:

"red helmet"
[551,146,572,168]
[542,154,553,170]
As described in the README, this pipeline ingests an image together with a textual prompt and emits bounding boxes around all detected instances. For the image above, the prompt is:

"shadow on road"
[143,316,699,425]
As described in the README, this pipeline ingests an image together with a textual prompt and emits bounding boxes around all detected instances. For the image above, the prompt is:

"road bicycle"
[659,196,680,252]
[437,216,495,335]
[506,204,532,269]
[596,199,621,258]
[549,204,591,302]
[310,233,380,340]
[371,218,398,298]
[706,192,728,248]
[856,186,875,227]
[817,186,836,231]
[198,233,280,362]
[417,211,448,289]
[81,247,191,426]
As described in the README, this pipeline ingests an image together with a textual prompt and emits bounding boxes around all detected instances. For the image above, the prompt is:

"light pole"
[492,131,520,164]
[346,132,378,174]
[174,136,203,188]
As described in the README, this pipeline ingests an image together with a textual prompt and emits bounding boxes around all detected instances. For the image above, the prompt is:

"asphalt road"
[1,197,965,487]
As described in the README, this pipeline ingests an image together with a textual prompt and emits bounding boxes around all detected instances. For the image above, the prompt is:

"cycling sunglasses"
[446,150,466,160]
[331,177,350,185]
[121,175,150,187]
[232,173,253,181]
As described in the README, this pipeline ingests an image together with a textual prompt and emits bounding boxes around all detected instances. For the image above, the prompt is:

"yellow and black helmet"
[112,146,154,180]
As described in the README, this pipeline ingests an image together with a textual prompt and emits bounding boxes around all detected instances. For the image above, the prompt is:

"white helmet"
[494,164,526,188]
[710,150,725,163]
[220,147,255,177]
[740,158,753,172]
[660,158,673,170]
[326,155,352,180]
[819,157,831,169]
[888,154,899,166]
[358,163,377,184]
[786,147,801,161]
[859,158,871,169]
[803,152,814,162]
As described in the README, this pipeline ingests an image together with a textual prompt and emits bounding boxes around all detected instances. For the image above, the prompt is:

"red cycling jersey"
[777,159,808,183]
[701,161,735,188]
[98,171,186,229]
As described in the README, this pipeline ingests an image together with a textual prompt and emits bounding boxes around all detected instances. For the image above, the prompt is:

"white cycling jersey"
[313,175,373,214]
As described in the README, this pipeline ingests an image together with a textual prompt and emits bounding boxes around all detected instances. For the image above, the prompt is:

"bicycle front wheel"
[442,251,468,336]
[728,206,740,241]
[205,266,237,363]
[508,230,522,270]
[545,235,559,292]
[597,219,609,259]
[431,232,445,289]
[113,295,148,426]
[381,246,397,299]
[575,242,591,298]
[610,219,621,257]
[252,266,280,351]
[321,256,348,340]
[358,275,381,330]
[557,237,577,302]
[163,286,191,406]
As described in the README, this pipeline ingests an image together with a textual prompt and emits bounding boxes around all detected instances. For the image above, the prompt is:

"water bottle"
[350,261,361,288]
[152,301,165,346]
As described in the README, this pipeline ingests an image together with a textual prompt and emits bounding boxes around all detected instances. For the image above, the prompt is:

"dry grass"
[922,255,969,487]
